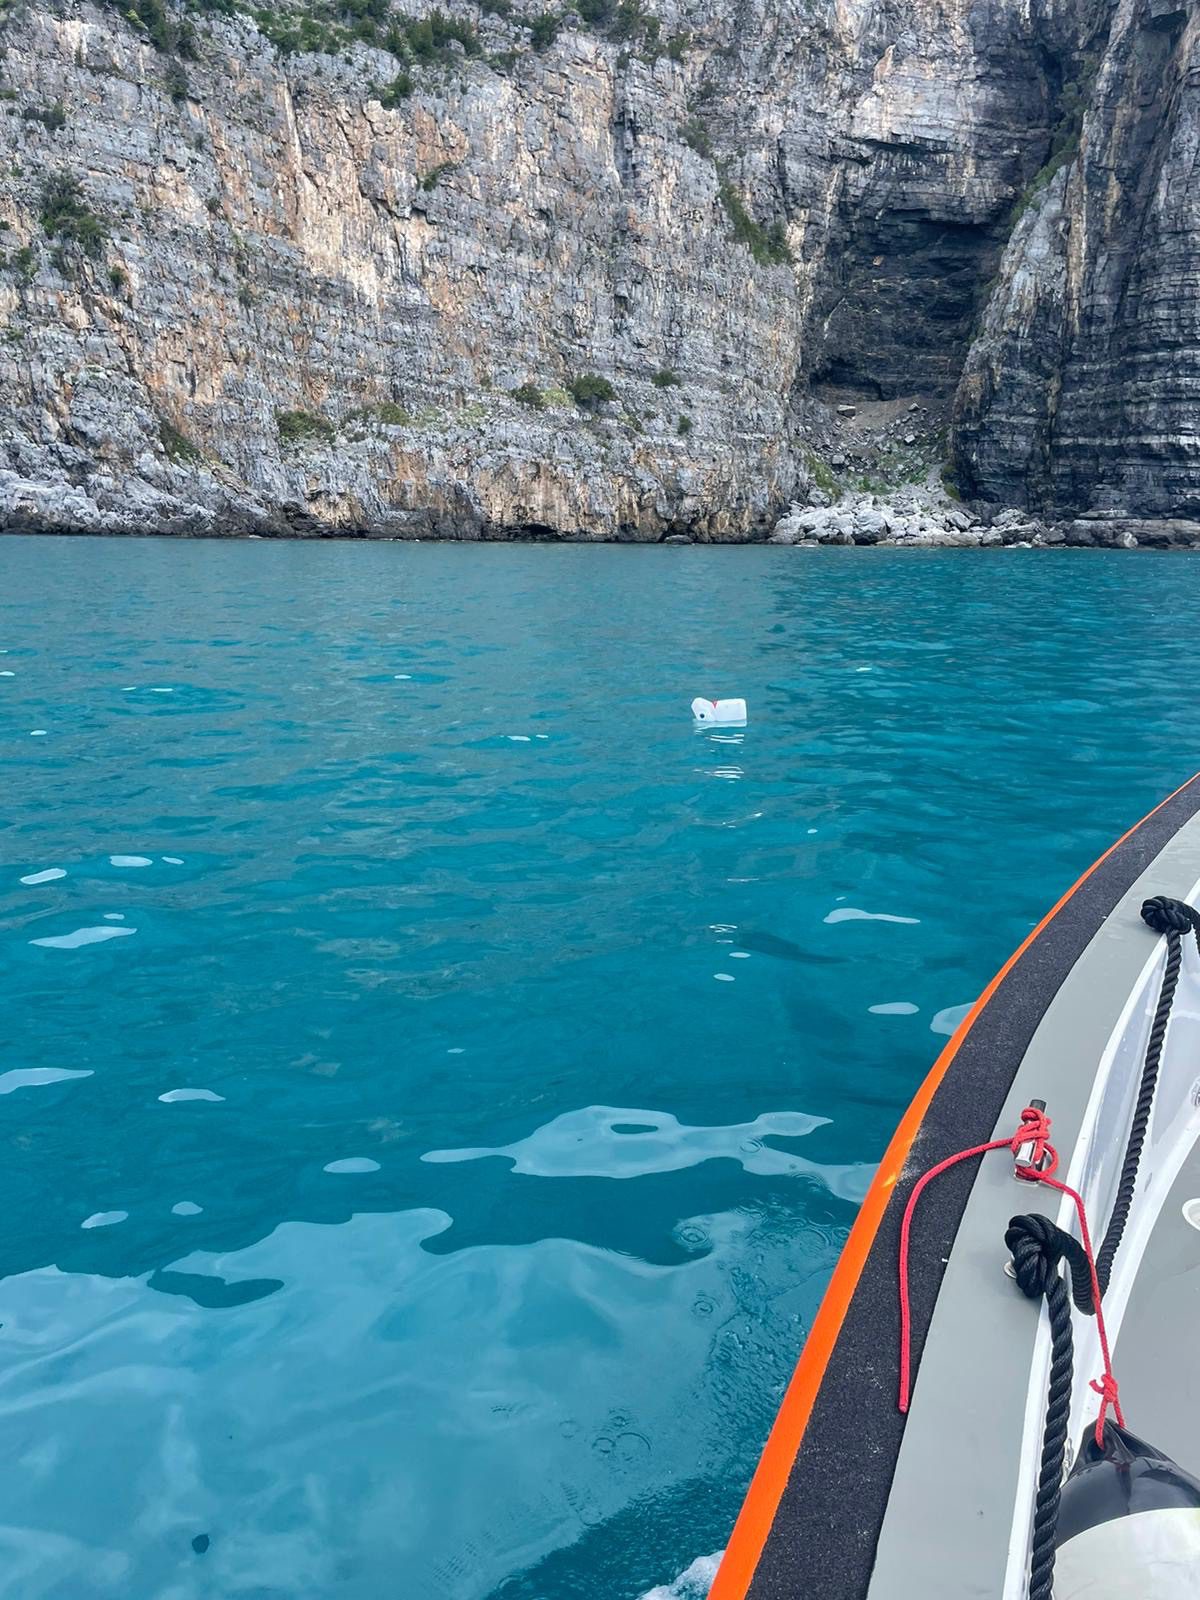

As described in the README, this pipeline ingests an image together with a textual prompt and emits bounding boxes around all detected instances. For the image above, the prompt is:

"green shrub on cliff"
[682,117,712,158]
[716,169,791,266]
[244,2,480,61]
[804,449,839,496]
[39,173,107,260]
[573,0,657,47]
[346,401,412,428]
[527,12,561,50]
[22,102,67,133]
[164,58,190,101]
[420,160,458,190]
[406,11,480,59]
[1009,51,1100,226]
[568,373,616,409]
[275,408,335,445]
[379,71,414,104]
[106,0,195,56]
[511,383,545,408]
[609,0,645,40]
[159,416,202,462]
[0,245,34,282]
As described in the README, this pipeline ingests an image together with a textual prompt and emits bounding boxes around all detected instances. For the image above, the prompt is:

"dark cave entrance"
[810,212,1008,401]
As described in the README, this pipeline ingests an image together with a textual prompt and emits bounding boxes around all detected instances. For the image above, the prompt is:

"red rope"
[896,1106,1122,1448]
[1039,1173,1125,1446]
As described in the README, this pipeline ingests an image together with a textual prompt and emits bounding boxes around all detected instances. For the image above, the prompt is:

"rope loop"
[1009,1105,1058,1179]
[1140,894,1194,935]
[1005,1211,1097,1314]
[1089,1372,1122,1441]
[1004,1213,1065,1300]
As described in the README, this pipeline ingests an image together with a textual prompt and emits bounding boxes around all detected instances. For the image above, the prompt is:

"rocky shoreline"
[767,489,1200,552]
[4,441,1196,547]
[5,489,1200,548]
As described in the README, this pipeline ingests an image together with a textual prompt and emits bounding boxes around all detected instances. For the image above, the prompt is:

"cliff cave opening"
[811,212,1008,402]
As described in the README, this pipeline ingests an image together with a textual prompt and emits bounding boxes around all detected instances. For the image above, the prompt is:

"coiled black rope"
[1006,1211,1097,1313]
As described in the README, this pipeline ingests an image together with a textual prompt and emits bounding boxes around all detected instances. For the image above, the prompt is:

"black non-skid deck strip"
[745,773,1200,1600]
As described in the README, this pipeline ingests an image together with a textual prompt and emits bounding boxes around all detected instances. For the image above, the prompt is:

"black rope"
[1032,1277,1073,1600]
[1006,1212,1096,1313]
[1004,1218,1080,1600]
[1093,895,1200,1292]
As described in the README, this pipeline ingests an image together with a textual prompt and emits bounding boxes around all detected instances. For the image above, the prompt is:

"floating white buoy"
[691,697,747,724]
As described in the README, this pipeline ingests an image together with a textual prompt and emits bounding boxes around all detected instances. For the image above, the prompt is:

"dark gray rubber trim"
[745,774,1200,1600]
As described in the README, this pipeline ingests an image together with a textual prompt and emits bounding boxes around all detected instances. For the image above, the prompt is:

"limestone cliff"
[953,0,1199,523]
[0,0,1188,540]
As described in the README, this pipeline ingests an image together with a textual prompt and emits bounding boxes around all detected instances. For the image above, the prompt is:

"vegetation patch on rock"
[275,408,335,445]
[39,173,107,261]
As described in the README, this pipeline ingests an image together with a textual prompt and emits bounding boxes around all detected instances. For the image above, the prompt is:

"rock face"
[953,0,1200,520]
[0,0,1193,538]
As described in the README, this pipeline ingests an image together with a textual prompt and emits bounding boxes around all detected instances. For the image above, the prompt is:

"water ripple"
[28,926,137,950]
[0,1069,92,1096]
[423,1105,871,1201]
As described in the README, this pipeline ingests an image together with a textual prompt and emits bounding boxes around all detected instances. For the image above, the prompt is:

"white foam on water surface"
[172,1201,203,1216]
[20,868,66,885]
[29,730,46,737]
[713,972,735,982]
[824,907,920,925]
[149,687,174,693]
[103,913,125,921]
[0,1068,92,1095]
[447,1047,464,1055]
[0,671,14,677]
[110,855,152,867]
[637,1551,724,1599]
[931,1002,974,1036]
[159,1088,225,1104]
[81,1211,128,1229]
[162,856,184,865]
[507,735,531,742]
[30,926,137,950]
[393,674,411,680]
[869,1001,920,1016]
[730,951,751,959]
[323,1157,381,1174]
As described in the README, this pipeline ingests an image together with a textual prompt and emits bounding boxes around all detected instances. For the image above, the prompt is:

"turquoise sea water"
[0,537,1194,1600]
